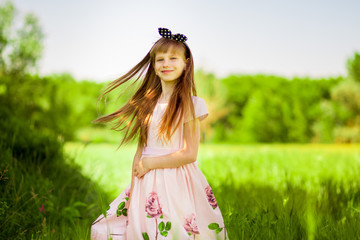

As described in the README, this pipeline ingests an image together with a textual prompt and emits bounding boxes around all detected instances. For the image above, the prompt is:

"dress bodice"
[142,96,208,156]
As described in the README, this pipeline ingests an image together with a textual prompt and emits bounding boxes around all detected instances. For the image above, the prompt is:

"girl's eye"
[156,59,164,62]
[171,57,177,60]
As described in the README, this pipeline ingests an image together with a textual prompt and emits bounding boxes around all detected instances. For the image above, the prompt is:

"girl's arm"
[128,141,143,207]
[134,118,200,178]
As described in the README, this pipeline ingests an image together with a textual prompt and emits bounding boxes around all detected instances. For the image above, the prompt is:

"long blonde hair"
[92,37,197,149]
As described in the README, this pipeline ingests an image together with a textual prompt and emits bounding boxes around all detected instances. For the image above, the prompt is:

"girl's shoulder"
[191,95,206,104]
[185,96,208,122]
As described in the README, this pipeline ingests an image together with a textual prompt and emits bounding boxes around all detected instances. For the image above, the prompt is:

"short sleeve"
[184,96,209,123]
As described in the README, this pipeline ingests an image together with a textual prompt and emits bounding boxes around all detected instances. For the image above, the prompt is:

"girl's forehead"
[155,47,185,57]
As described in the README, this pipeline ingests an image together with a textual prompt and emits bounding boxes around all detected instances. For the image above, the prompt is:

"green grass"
[64,142,136,197]
[0,141,111,240]
[64,143,360,239]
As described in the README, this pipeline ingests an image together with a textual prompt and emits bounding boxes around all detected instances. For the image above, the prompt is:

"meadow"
[64,142,360,240]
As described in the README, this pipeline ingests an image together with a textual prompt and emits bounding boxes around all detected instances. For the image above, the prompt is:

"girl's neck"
[159,80,176,103]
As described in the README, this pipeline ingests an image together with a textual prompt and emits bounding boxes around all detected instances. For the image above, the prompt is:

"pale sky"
[11,0,360,82]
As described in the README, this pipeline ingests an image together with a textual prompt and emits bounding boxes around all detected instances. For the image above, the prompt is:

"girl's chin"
[160,78,179,82]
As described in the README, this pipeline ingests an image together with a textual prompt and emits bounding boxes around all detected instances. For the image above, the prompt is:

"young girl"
[91,28,228,240]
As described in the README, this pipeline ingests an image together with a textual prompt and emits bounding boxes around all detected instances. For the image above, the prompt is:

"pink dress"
[91,96,228,240]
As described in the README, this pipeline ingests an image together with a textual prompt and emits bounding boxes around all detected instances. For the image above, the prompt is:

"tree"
[0,1,43,76]
[0,0,44,113]
[330,80,360,143]
[320,52,360,143]
[0,1,14,74]
[347,52,360,83]
[0,1,77,140]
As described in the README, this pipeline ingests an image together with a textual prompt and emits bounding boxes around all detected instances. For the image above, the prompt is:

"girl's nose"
[163,58,170,67]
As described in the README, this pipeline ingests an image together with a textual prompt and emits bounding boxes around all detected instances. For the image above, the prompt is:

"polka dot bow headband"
[158,28,188,42]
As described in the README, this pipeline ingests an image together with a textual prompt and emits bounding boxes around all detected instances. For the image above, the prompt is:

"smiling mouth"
[161,70,173,74]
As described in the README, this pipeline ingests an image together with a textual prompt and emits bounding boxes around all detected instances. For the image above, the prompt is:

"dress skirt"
[91,153,228,240]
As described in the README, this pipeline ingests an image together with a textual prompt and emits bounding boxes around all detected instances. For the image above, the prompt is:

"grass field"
[64,143,360,239]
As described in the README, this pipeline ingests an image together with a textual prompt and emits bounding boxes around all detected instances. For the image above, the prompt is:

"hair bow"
[158,28,187,42]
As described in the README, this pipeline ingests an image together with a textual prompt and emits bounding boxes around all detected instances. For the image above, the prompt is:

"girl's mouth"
[161,70,173,74]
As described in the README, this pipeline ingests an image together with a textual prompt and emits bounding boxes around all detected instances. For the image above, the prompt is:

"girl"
[91,28,228,240]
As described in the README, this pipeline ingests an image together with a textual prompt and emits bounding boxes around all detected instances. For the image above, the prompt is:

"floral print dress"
[91,96,228,240]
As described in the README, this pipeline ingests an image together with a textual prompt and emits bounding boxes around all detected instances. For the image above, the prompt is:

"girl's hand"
[133,157,151,178]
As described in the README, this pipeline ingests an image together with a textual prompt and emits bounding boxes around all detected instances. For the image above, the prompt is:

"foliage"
[219,74,341,143]
[0,0,14,74]
[0,1,90,141]
[314,52,360,143]
[38,73,104,141]
[330,80,360,143]
[347,52,360,82]
[0,1,43,76]
[8,13,43,74]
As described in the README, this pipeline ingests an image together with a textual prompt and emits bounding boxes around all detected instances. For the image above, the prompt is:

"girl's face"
[154,47,187,82]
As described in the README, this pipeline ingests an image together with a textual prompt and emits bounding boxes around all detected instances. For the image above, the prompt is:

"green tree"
[239,89,290,143]
[313,52,360,143]
[0,1,95,141]
[330,80,360,142]
[0,1,43,76]
[220,74,339,143]
[287,99,307,142]
[0,0,44,111]
[221,74,290,142]
[347,52,360,82]
[0,0,15,74]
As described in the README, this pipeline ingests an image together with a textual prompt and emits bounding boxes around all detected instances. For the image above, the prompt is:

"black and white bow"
[158,28,187,42]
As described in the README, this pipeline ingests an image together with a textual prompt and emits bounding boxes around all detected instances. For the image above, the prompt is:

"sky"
[10,0,360,82]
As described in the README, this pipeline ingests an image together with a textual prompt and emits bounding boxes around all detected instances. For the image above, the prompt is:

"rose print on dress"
[142,192,171,240]
[183,213,200,238]
[205,185,218,209]
[145,192,163,218]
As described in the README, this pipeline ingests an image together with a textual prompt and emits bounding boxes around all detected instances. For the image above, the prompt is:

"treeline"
[2,59,358,146]
[196,71,360,143]
[50,59,359,144]
[4,65,360,145]
[5,57,358,145]
[210,53,360,143]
